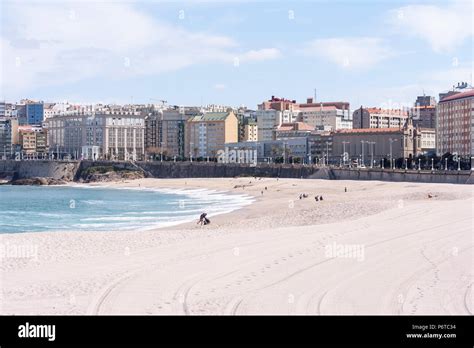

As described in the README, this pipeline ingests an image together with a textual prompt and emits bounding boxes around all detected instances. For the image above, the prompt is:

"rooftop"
[439,89,474,102]
[277,122,314,132]
[189,111,234,122]
[335,127,403,134]
[364,108,409,116]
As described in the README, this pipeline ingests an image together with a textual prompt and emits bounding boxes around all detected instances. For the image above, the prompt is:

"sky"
[0,0,472,110]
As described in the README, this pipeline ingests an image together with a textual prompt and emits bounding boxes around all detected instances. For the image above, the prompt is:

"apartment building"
[436,89,474,156]
[0,117,19,158]
[412,105,436,129]
[298,98,352,131]
[353,107,408,129]
[418,128,436,154]
[243,119,258,142]
[18,125,48,155]
[185,111,238,158]
[145,109,188,158]
[0,102,17,118]
[256,109,282,141]
[46,112,145,160]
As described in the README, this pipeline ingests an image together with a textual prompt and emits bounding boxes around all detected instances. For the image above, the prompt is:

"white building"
[256,109,282,141]
[299,105,352,131]
[353,107,408,129]
[418,128,436,154]
[0,102,17,118]
[46,112,145,160]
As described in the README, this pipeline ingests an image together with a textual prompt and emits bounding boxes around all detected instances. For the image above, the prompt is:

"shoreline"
[1,178,472,315]
[0,181,256,234]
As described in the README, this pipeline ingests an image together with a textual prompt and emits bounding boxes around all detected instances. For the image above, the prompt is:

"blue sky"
[0,0,472,110]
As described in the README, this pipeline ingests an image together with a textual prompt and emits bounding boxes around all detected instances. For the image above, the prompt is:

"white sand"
[0,178,473,315]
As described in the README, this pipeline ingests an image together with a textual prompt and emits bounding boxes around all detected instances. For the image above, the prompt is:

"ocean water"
[0,185,254,233]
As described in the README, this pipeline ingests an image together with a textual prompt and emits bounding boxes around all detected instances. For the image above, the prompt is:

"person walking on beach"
[344,187,347,193]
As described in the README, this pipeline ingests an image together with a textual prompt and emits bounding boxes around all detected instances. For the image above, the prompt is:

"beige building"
[185,111,238,158]
[145,109,189,158]
[18,126,48,156]
[243,120,258,141]
[353,107,408,129]
[332,117,420,165]
[46,112,145,160]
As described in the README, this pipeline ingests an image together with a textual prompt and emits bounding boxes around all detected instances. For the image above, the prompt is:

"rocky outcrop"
[78,170,144,183]
[11,177,68,185]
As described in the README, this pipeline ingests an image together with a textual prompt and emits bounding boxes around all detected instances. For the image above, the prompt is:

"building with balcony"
[436,89,474,157]
[184,111,238,159]
[353,107,408,129]
[45,112,145,160]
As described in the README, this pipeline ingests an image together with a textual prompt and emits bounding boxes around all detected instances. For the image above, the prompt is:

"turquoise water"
[0,185,253,233]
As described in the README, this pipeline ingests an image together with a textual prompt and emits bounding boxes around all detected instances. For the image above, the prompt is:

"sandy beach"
[0,177,472,315]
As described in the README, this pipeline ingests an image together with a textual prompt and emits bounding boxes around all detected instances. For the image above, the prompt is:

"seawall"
[0,160,473,184]
[330,168,473,185]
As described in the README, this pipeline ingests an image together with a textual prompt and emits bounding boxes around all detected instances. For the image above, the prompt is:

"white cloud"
[239,48,281,63]
[214,83,226,90]
[302,37,393,69]
[0,2,280,98]
[389,0,473,53]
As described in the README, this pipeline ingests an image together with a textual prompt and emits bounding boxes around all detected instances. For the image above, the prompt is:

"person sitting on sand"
[315,196,319,201]
[198,213,210,225]
[320,196,323,201]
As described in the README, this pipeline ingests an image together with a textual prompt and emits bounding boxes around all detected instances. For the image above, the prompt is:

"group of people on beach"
[299,193,324,201]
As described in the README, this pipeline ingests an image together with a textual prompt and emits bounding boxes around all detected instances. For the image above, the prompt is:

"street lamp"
[325,141,330,166]
[457,156,461,171]
[445,158,448,171]
[418,158,421,171]
[368,141,376,168]
[160,141,163,162]
[360,141,366,167]
[389,138,398,169]
[431,158,434,171]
